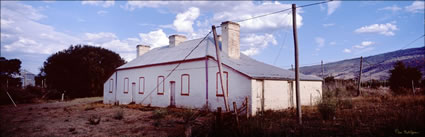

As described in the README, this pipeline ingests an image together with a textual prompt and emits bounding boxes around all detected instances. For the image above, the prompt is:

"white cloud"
[343,48,351,53]
[122,1,168,11]
[97,10,108,15]
[329,41,337,46]
[353,41,374,49]
[327,0,341,15]
[315,37,325,47]
[323,23,335,27]
[354,23,398,36]
[212,1,302,33]
[379,5,401,12]
[405,1,425,13]
[241,48,259,56]
[1,2,79,55]
[240,33,277,56]
[139,29,169,49]
[173,7,200,33]
[81,0,115,8]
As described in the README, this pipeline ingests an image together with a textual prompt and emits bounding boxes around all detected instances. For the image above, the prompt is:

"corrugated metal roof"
[118,37,322,81]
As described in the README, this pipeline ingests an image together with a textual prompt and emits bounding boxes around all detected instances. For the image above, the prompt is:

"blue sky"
[1,0,424,74]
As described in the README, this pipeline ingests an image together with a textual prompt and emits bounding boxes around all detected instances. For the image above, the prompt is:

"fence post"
[245,97,249,119]
[233,102,239,127]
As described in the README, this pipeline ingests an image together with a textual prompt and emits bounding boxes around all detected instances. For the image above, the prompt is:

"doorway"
[256,80,264,113]
[170,81,176,107]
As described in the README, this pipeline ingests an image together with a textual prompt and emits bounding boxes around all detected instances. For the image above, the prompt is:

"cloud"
[240,33,277,56]
[173,7,200,33]
[323,23,335,27]
[315,37,325,47]
[122,1,168,11]
[343,49,351,53]
[353,41,374,49]
[343,41,375,54]
[405,1,425,13]
[379,5,401,12]
[97,10,108,15]
[329,41,337,46]
[354,23,398,36]
[81,0,115,8]
[139,29,169,49]
[327,0,341,15]
[212,1,302,33]
[241,48,259,56]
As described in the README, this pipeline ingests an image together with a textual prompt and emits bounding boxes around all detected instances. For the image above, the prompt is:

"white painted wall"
[250,79,322,115]
[103,58,252,110]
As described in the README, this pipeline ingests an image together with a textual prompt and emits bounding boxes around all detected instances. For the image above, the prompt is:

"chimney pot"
[137,45,150,57]
[221,21,240,59]
[169,34,187,47]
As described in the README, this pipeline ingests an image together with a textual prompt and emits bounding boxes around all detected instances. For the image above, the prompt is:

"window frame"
[138,77,145,94]
[216,71,229,97]
[123,77,129,94]
[109,79,113,93]
[157,76,165,95]
[181,74,190,96]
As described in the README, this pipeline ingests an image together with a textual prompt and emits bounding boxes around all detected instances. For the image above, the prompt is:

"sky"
[1,0,424,74]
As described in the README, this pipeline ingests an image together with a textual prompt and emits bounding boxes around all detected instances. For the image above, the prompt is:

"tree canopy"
[41,45,125,98]
[0,57,22,89]
[388,61,422,94]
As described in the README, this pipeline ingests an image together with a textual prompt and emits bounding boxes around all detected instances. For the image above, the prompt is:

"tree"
[41,45,125,98]
[0,57,22,89]
[388,61,422,94]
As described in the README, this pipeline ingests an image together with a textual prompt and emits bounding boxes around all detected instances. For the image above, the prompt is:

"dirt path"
[0,97,190,137]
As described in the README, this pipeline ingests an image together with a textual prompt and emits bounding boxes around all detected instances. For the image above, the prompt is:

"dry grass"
[194,95,425,137]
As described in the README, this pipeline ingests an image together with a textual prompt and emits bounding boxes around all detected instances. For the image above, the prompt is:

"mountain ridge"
[300,47,425,81]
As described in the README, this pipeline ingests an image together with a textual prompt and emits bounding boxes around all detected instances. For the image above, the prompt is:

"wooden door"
[170,81,176,107]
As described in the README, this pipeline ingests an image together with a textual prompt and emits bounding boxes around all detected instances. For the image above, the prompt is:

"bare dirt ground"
[0,97,204,137]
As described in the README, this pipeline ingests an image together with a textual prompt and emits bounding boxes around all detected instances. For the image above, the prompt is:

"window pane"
[139,77,144,94]
[157,76,164,94]
[181,74,189,95]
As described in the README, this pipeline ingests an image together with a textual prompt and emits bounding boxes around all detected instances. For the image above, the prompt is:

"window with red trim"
[132,82,136,94]
[181,74,190,96]
[216,71,228,96]
[138,77,145,94]
[157,76,164,95]
[124,78,129,94]
[109,79,113,93]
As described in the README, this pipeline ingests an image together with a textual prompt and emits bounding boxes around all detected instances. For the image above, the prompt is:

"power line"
[235,0,331,23]
[140,31,212,104]
[364,34,425,68]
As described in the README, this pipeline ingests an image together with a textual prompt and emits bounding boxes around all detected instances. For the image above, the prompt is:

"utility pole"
[292,4,302,125]
[357,56,363,96]
[412,80,415,95]
[212,25,230,112]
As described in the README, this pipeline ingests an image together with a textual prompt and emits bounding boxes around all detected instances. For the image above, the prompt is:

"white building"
[20,69,35,88]
[104,21,322,115]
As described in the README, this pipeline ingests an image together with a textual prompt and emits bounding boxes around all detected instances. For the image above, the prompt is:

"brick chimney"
[169,34,187,47]
[136,45,150,57]
[221,21,240,59]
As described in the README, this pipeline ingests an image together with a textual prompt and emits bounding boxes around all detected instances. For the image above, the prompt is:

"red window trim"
[138,77,145,94]
[157,76,165,95]
[109,79,113,93]
[181,74,190,96]
[216,71,228,97]
[123,77,129,94]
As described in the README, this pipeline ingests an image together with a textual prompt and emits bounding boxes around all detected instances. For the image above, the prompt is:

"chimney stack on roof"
[169,34,187,47]
[137,45,150,57]
[221,21,240,59]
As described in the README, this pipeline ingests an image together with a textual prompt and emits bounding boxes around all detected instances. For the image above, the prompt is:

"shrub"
[318,98,337,120]
[88,115,101,125]
[152,108,168,119]
[338,98,353,109]
[113,109,124,120]
[181,109,198,124]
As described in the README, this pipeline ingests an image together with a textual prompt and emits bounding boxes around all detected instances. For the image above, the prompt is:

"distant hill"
[300,47,425,81]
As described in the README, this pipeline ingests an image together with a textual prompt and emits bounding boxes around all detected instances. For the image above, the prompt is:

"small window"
[124,78,129,94]
[157,76,165,95]
[139,77,145,94]
[109,79,113,93]
[181,74,190,96]
[216,71,228,96]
